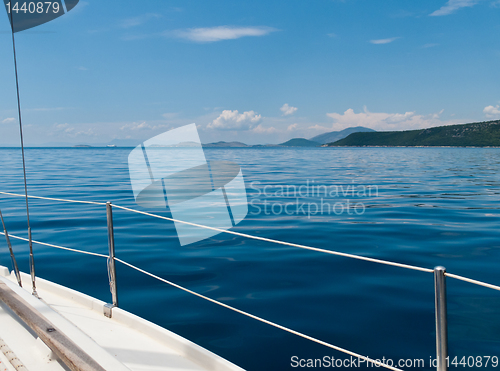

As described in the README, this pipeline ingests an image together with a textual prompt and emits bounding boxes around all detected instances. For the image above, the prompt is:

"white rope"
[0,232,108,258]
[0,192,106,206]
[445,273,500,292]
[114,257,403,371]
[0,336,28,371]
[112,204,433,273]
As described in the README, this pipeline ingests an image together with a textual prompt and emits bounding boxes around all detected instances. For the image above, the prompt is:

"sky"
[0,0,499,146]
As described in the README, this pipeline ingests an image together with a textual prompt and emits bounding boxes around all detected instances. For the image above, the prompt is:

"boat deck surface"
[0,265,244,371]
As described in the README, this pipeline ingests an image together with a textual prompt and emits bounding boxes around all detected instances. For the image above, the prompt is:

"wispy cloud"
[369,37,400,45]
[2,118,15,124]
[252,124,278,134]
[53,123,96,138]
[120,121,168,131]
[484,104,500,118]
[327,33,337,38]
[208,110,262,130]
[280,104,298,116]
[119,13,162,29]
[308,124,331,132]
[169,26,277,43]
[430,0,480,16]
[422,43,440,48]
[326,106,455,131]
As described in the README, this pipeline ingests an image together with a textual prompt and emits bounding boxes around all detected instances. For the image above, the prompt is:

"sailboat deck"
[0,266,243,371]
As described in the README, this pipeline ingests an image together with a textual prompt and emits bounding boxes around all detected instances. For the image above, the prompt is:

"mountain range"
[279,138,320,147]
[309,126,376,144]
[202,141,249,147]
[59,122,500,148]
[201,126,373,148]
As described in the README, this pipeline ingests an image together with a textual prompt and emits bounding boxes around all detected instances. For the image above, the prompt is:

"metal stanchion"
[434,266,448,371]
[104,202,118,317]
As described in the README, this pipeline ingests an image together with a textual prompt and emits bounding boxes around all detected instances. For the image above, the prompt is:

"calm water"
[1,147,500,370]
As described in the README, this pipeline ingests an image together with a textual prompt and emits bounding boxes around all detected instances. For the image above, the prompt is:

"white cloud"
[170,26,277,43]
[327,33,337,38]
[208,110,262,130]
[2,118,15,124]
[120,121,168,131]
[287,123,299,131]
[370,37,400,45]
[308,124,331,132]
[326,106,455,131]
[120,13,161,28]
[252,124,278,134]
[74,128,95,137]
[430,0,480,16]
[484,104,500,118]
[54,123,71,131]
[53,123,96,137]
[280,103,298,116]
[121,121,148,130]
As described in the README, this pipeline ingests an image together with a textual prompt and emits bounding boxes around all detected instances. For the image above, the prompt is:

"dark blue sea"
[1,147,499,370]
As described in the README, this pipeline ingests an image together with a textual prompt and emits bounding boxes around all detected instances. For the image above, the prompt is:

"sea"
[0,147,499,370]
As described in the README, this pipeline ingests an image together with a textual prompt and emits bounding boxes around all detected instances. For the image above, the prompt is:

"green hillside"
[310,126,375,144]
[280,138,321,147]
[328,120,500,147]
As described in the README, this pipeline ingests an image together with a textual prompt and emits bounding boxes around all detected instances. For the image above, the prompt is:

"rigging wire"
[0,209,22,287]
[7,2,38,297]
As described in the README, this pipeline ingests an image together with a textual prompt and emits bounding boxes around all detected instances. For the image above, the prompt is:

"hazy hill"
[310,126,375,144]
[329,120,500,147]
[279,138,320,147]
[203,141,249,147]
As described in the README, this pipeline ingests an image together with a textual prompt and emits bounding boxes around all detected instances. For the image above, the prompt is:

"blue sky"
[0,0,499,145]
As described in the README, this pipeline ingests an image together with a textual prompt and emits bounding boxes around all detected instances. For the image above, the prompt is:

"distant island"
[66,121,500,148]
[203,141,249,147]
[279,138,320,147]
[202,138,321,148]
[202,126,372,148]
[328,120,500,147]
